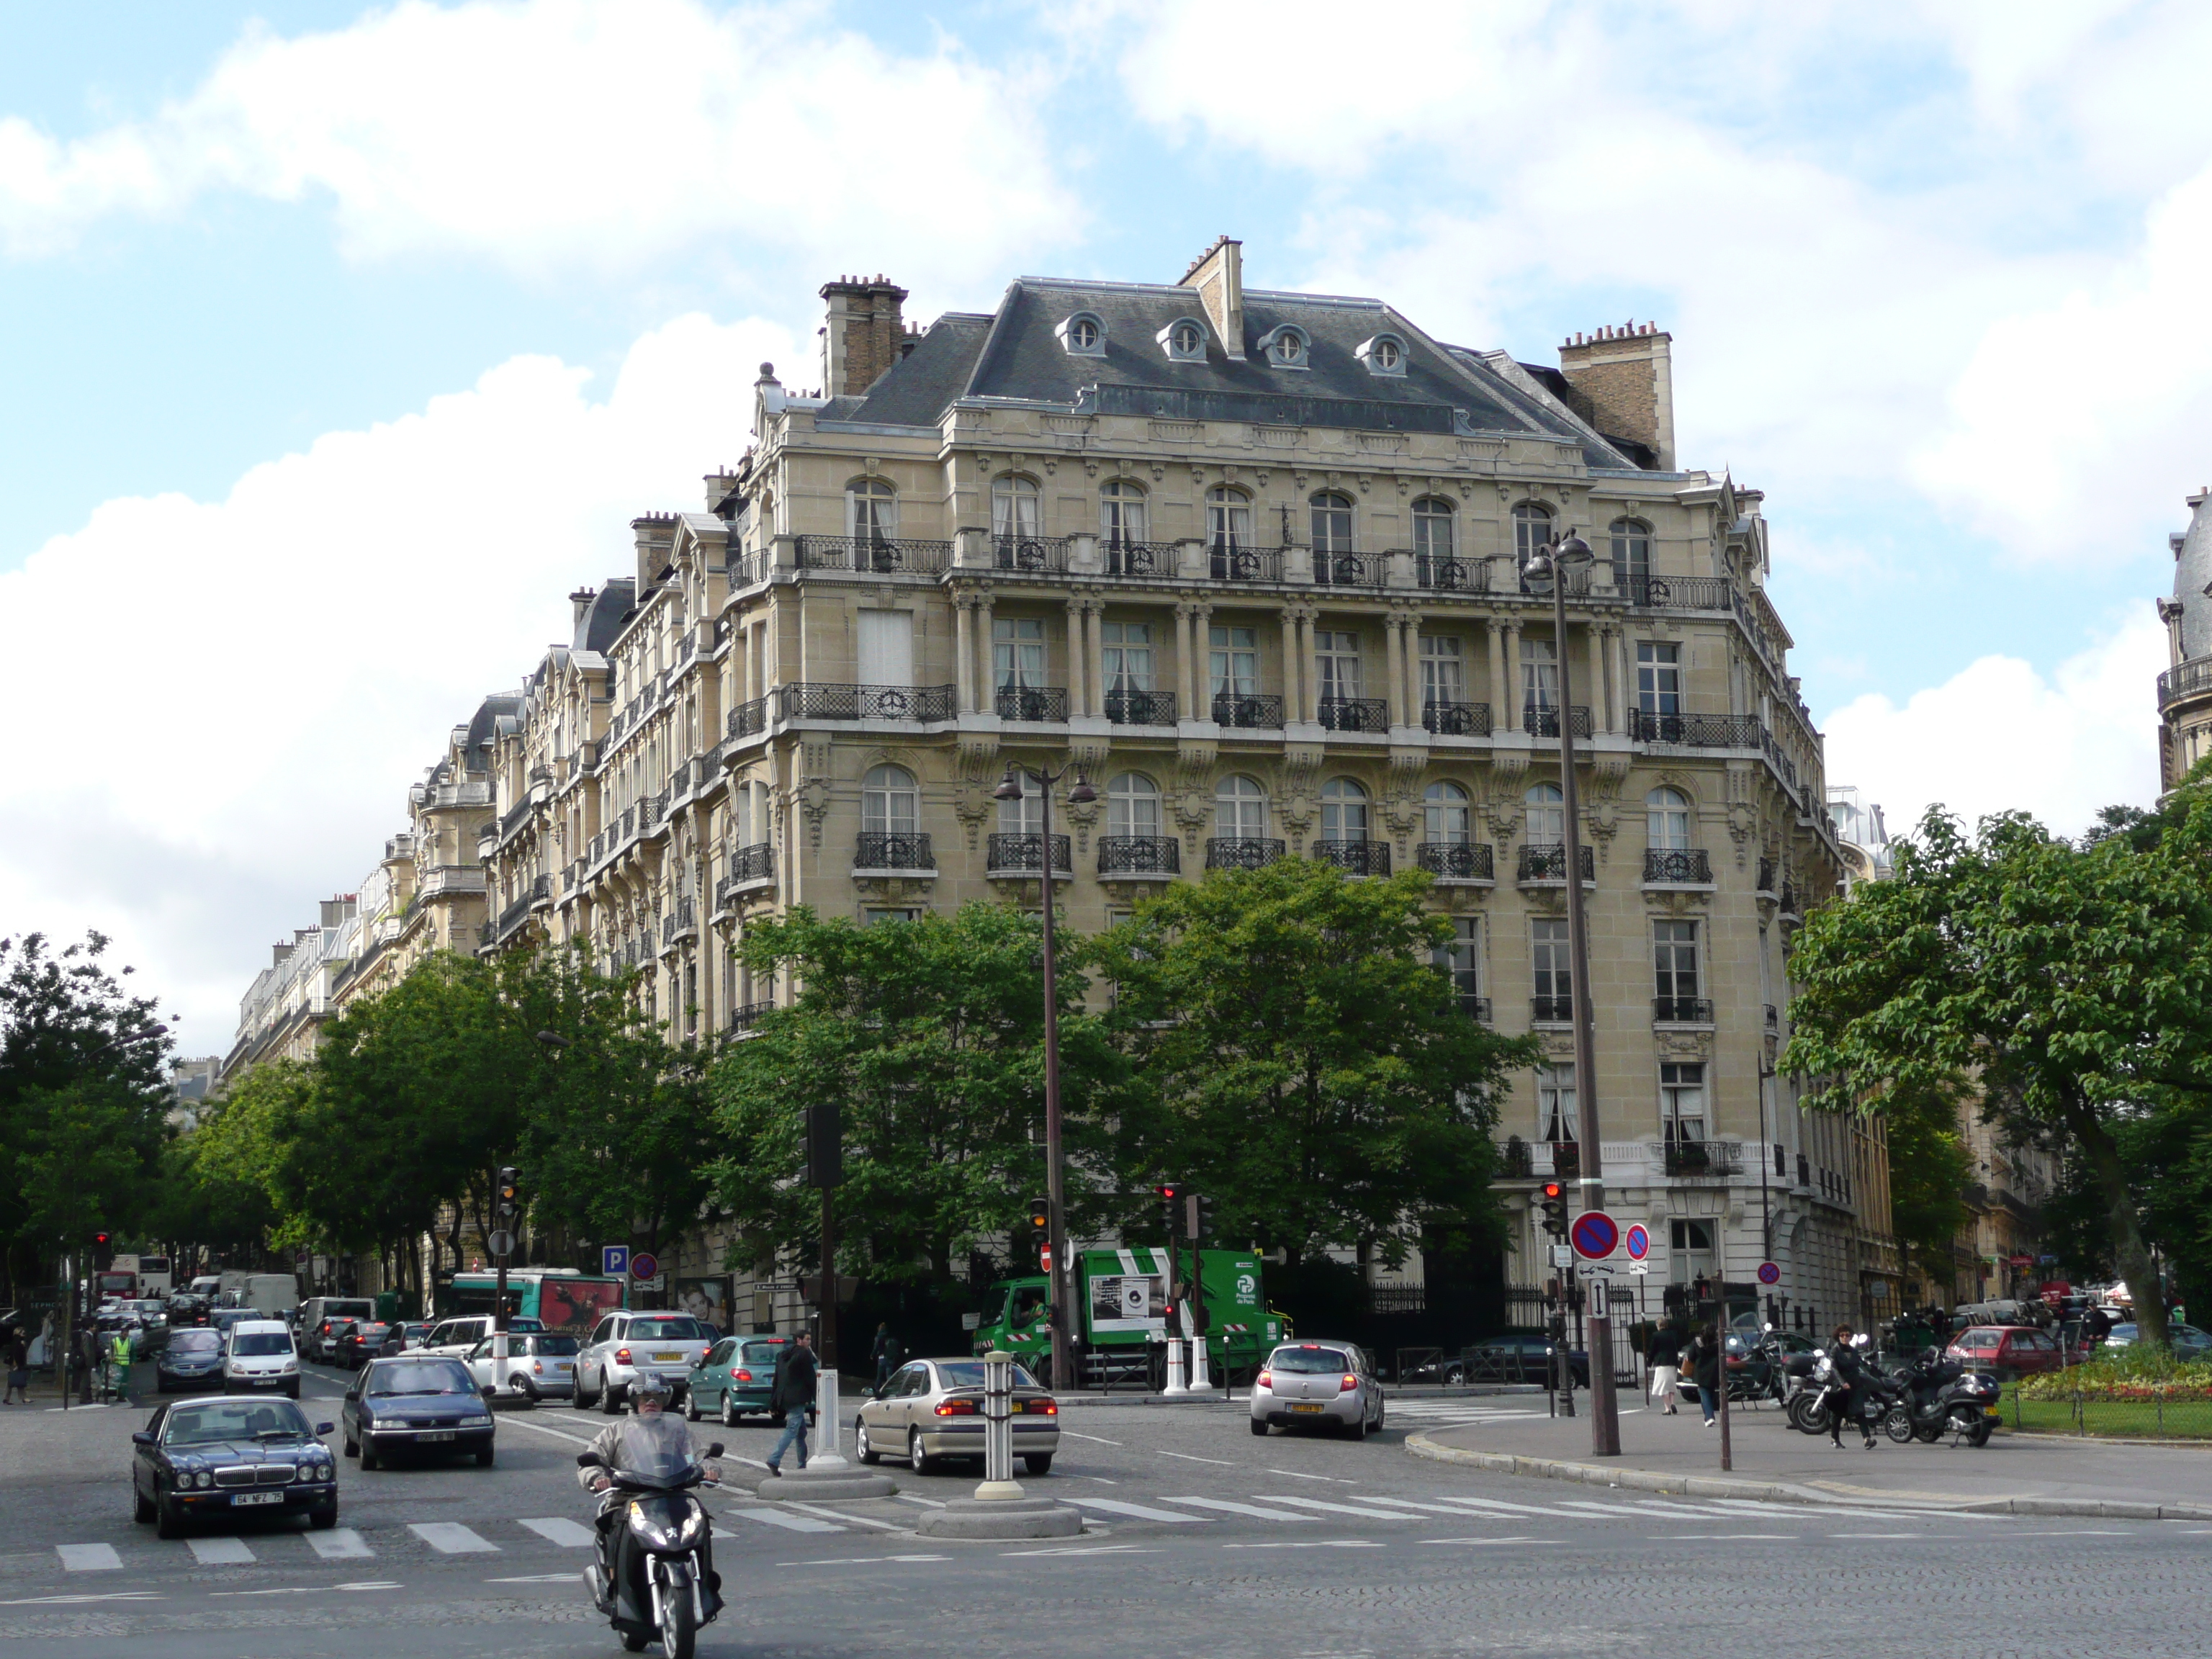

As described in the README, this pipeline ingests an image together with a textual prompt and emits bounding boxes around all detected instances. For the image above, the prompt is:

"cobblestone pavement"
[3,1364,2208,1658]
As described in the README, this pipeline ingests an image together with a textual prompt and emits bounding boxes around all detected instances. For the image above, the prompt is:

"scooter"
[1881,1354,2000,1447]
[577,1421,725,1659]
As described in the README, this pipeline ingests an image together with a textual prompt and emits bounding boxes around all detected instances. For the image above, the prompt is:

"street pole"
[1539,533,1619,1458]
[57,1249,71,1412]
[812,1184,847,1467]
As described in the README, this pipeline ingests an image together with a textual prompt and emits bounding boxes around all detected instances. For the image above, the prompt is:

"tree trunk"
[2067,1095,2167,1345]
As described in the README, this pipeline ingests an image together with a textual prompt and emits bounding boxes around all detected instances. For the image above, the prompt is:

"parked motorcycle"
[1881,1353,2000,1447]
[1788,1351,1836,1434]
[577,1417,725,1659]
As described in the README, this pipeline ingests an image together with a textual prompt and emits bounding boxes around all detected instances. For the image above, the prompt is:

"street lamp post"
[994,760,1096,1393]
[1524,531,1621,1459]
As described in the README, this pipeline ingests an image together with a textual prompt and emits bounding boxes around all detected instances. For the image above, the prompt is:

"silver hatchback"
[854,1358,1061,1475]
[1249,1341,1385,1439]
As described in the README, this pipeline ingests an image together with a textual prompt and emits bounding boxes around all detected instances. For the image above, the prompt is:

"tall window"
[1513,502,1554,562]
[1419,635,1465,709]
[1209,624,1257,696]
[1101,621,1154,691]
[1206,485,1251,551]
[1412,497,1455,559]
[993,616,1045,688]
[1662,1061,1706,1143]
[1316,631,1362,702]
[1533,917,1572,1020]
[1100,480,1147,549]
[1433,916,1479,995]
[1538,1061,1577,1142]
[845,478,896,542]
[1654,920,1700,1004]
[1647,786,1692,850]
[1669,1218,1716,1287]
[1215,775,1268,838]
[861,765,918,835]
[1637,642,1681,714]
[1107,773,1161,839]
[1310,492,1354,553]
[997,770,1042,834]
[1521,637,1558,711]
[1424,780,1471,844]
[1319,778,1369,842]
[991,475,1040,541]
[1524,781,1565,844]
[1611,518,1652,582]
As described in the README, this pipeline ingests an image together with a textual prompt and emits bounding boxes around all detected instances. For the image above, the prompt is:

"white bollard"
[974,1349,1024,1501]
[1161,1324,1190,1396]
[1189,1328,1213,1393]
[808,1367,848,1469]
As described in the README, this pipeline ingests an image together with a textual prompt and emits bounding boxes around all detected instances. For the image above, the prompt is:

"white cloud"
[0,0,1078,291]
[1820,613,2166,839]
[0,310,794,1048]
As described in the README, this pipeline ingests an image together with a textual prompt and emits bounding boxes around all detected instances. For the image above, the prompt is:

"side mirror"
[316,1421,335,1436]
[131,1431,155,1447]
[703,1441,724,1459]
[481,1385,497,1399]
[576,1451,606,1469]
[343,1389,359,1403]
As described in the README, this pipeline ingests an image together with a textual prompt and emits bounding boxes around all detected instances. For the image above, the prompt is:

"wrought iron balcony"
[796,535,953,575]
[1212,691,1285,729]
[1498,1136,1533,1179]
[1417,841,1495,881]
[1764,1003,1780,1034]
[1102,539,1178,578]
[1532,994,1575,1024]
[729,841,773,884]
[1208,544,1283,583]
[1521,703,1593,739]
[1457,992,1492,1022]
[1205,837,1285,870]
[1517,843,1594,882]
[854,832,935,871]
[1642,848,1713,884]
[1622,573,1731,611]
[2159,655,2212,709]
[1311,549,1385,588]
[1629,710,1763,747]
[992,535,1069,574]
[1442,971,1488,1022]
[1757,855,1777,894]
[727,698,767,740]
[1318,696,1390,734]
[1663,1138,1743,1177]
[779,683,957,722]
[1653,996,1715,1025]
[986,832,1073,875]
[1423,699,1492,737]
[994,685,1069,724]
[728,999,774,1031]
[1415,552,1485,592]
[1311,838,1390,876]
[1099,835,1180,875]
[528,873,552,909]
[1781,881,1802,914]
[661,900,696,947]
[1104,686,1176,725]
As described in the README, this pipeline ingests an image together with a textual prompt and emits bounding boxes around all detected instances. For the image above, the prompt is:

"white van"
[242,1274,299,1318]
[222,1319,301,1398]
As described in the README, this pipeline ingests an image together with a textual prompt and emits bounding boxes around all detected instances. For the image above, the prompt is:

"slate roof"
[574,579,636,655]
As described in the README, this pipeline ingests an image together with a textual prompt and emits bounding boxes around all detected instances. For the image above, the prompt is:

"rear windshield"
[1269,1346,1351,1374]
[168,1331,222,1353]
[739,1341,788,1364]
[626,1318,707,1341]
[320,1303,374,1319]
[931,1362,1042,1389]
[526,1336,579,1356]
[232,1333,293,1357]
[367,1359,475,1396]
[1954,1331,2001,1349]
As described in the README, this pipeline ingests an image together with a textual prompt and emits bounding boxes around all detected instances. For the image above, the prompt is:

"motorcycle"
[1788,1351,1836,1434]
[577,1416,726,1659]
[1880,1353,2000,1447]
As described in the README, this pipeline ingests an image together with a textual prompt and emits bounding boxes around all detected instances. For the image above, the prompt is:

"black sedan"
[1459,1334,1590,1387]
[132,1396,338,1538]
[341,1355,498,1470]
[156,1327,227,1394]
[331,1320,395,1369]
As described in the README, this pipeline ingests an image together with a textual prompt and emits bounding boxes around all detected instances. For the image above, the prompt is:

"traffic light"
[91,1231,111,1249]
[1025,1198,1051,1270]
[1190,1192,1218,1240]
[1157,1181,1184,1238]
[495,1166,521,1220]
[1027,1197,1050,1236]
[802,1101,842,1188]
[1539,1182,1569,1238]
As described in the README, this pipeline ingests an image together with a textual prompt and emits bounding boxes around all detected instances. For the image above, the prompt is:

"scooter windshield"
[612,1413,699,1485]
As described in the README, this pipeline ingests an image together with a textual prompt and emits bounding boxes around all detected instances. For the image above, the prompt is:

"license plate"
[1290,1403,1324,1413]
[231,1491,284,1506]
[416,1430,455,1442]
[555,1362,573,1372]
[652,1352,682,1362]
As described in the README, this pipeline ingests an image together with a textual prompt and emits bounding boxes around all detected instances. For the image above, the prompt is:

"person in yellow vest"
[107,1328,134,1399]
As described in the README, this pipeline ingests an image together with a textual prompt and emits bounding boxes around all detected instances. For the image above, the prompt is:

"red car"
[1944,1325,2065,1376]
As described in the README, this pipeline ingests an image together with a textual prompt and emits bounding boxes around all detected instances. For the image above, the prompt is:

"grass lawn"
[2008,1391,2212,1439]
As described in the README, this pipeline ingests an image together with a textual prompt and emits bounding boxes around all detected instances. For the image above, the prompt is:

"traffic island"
[737,1465,902,1501]
[914,1496,1084,1541]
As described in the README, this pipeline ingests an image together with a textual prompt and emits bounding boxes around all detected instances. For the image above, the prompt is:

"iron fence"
[1098,836,1179,874]
[1312,839,1390,876]
[1518,843,1595,881]
[780,683,958,722]
[1318,696,1390,734]
[1418,841,1495,880]
[796,536,953,574]
[1205,837,1285,870]
[1521,703,1593,739]
[994,685,1069,723]
[1642,848,1713,884]
[855,832,934,871]
[986,832,1073,873]
[1423,699,1491,737]
[1213,692,1285,729]
[1104,686,1176,725]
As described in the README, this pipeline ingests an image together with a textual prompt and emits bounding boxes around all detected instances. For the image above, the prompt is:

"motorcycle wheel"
[621,1635,647,1653]
[1786,1394,1825,1434]
[1884,1406,1914,1444]
[662,1590,697,1659]
[1968,1419,1993,1448]
[1913,1423,1943,1444]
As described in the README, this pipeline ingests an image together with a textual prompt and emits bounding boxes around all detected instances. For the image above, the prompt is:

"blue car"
[341,1354,497,1470]
[133,1395,338,1538]
[156,1327,225,1393]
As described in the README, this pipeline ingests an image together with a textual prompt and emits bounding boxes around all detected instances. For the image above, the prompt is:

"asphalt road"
[4,1359,2211,1658]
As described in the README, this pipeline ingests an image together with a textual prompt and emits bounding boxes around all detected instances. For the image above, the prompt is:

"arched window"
[1206,485,1251,552]
[1524,781,1565,844]
[1310,492,1354,554]
[1107,772,1161,839]
[1259,325,1308,367]
[1159,318,1208,361]
[1610,518,1652,585]
[1320,778,1370,842]
[1513,502,1555,562]
[1424,780,1471,845]
[1647,786,1692,850]
[1215,775,1269,839]
[1357,333,1406,374]
[845,477,896,544]
[1056,311,1105,356]
[991,475,1040,541]
[1412,497,1455,560]
[1100,480,1147,550]
[862,765,918,836]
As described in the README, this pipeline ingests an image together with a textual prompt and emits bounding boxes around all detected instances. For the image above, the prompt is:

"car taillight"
[1340,1374,1359,1392]
[615,1347,631,1364]
[532,1362,544,1374]
[1256,1370,1272,1388]
[1035,1398,1057,1415]
[935,1398,979,1416]
[731,1369,752,1381]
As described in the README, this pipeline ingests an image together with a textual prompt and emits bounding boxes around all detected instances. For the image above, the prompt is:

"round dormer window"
[1173,321,1202,355]
[1071,318,1099,351]
[1056,312,1107,357]
[1272,330,1304,365]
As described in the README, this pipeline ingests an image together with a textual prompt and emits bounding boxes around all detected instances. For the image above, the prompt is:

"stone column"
[955,596,974,714]
[1406,613,1426,722]
[976,590,997,714]
[1384,612,1405,727]
[1487,617,1509,732]
[1064,597,1087,718]
[1302,609,1322,723]
[1087,601,1106,720]
[1279,607,1301,722]
[1501,619,1523,732]
[1175,601,1197,716]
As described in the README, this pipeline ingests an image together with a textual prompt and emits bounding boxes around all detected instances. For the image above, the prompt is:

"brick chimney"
[1557,321,1676,470]
[631,513,678,592]
[1179,235,1244,359]
[818,275,909,396]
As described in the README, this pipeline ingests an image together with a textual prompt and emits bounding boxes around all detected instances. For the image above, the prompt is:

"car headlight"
[294,1463,313,1482]
[459,1414,493,1428]
[195,1470,214,1489]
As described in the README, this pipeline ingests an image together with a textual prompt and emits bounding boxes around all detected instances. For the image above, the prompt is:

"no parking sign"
[1570,1210,1619,1262]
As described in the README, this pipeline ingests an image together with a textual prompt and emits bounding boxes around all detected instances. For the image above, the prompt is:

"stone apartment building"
[2157,484,2212,789]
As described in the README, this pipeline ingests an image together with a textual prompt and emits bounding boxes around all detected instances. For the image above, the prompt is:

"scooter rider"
[577,1377,722,1591]
[1827,1323,1874,1449]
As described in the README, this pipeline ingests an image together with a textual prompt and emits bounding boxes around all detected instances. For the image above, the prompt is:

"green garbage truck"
[972,1246,1287,1388]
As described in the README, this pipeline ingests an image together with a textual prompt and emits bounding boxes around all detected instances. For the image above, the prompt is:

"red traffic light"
[1158,1182,1184,1200]
[1541,1182,1563,1200]
[91,1231,111,1246]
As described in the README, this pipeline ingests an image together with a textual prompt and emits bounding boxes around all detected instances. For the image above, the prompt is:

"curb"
[1401,1431,2212,1521]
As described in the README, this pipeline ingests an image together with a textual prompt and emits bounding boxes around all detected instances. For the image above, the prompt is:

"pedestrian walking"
[871,1323,904,1390]
[1645,1317,1686,1415]
[764,1331,819,1476]
[1683,1328,1719,1426]
[2,1326,27,1405]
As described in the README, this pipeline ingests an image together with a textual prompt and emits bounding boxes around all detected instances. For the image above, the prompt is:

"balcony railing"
[1781,881,1802,914]
[1102,539,1179,578]
[1213,691,1285,729]
[1418,841,1495,881]
[1311,549,1385,588]
[661,900,696,947]
[1521,704,1593,739]
[796,535,953,575]
[994,685,1069,724]
[1622,573,1732,611]
[1653,996,1715,1025]
[1415,552,1486,592]
[1209,544,1283,583]
[855,832,935,871]
[1664,1138,1743,1177]
[1423,699,1492,737]
[1629,710,1763,747]
[1757,855,1777,894]
[1318,696,1390,734]
[1764,1003,1779,1034]
[1098,835,1180,875]
[1549,1141,1581,1180]
[728,999,775,1031]
[1104,686,1176,726]
[1642,848,1713,885]
[729,841,773,884]
[992,536,1069,574]
[1532,994,1575,1024]
[1443,970,1488,1022]
[1311,838,1390,876]
[1518,843,1595,882]
[1205,837,1285,870]
[527,873,552,908]
[727,698,767,741]
[779,683,957,722]
[1456,992,1492,1022]
[2159,655,2212,709]
[986,832,1074,874]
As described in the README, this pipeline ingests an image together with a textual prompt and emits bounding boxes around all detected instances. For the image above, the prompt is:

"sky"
[4,0,2208,1048]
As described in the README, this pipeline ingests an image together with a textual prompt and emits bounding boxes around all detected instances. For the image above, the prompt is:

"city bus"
[446,1269,626,1337]
[134,1255,173,1297]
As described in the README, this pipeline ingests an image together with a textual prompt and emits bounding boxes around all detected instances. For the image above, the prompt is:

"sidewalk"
[1405,1395,2212,1519]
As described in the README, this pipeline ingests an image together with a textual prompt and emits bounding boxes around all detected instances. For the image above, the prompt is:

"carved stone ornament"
[854,875,935,906]
[1539,1031,1576,1060]
[1658,1030,1713,1060]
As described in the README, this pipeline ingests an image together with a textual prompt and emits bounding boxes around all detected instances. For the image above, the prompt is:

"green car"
[683,1335,791,1426]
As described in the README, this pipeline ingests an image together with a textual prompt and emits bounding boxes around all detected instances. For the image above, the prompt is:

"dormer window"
[1158,317,1208,362]
[1056,312,1107,357]
[1256,325,1308,369]
[1356,333,1407,376]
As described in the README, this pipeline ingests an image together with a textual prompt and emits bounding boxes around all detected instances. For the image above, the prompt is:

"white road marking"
[1354,1496,1526,1518]
[1421,1536,1550,1545]
[186,1537,256,1565]
[1221,1539,1383,1550]
[56,1545,122,1573]
[1001,1545,1159,1557]
[409,1522,500,1554]
[781,1502,905,1531]
[1161,1496,1318,1522]
[1156,1450,1237,1465]
[307,1529,374,1560]
[895,1495,945,1509]
[0,1592,161,1606]
[485,1573,581,1583]
[1264,1468,1357,1483]
[1064,1497,1212,1524]
[1549,1500,1686,1517]
[518,1518,595,1547]
[334,1581,402,1591]
[1672,1534,1797,1541]
[1253,1495,1421,1521]
[723,1506,842,1533]
[1060,1431,1123,1445]
[781,1555,948,1566]
[490,1416,598,1447]
[1417,1495,1560,1517]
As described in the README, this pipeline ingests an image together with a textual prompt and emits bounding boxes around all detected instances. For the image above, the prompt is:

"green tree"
[1092,860,1539,1271]
[1785,799,2212,1347]
[1872,1076,1974,1303]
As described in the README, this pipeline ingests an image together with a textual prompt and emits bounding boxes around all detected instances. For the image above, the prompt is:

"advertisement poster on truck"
[1088,1269,1168,1334]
